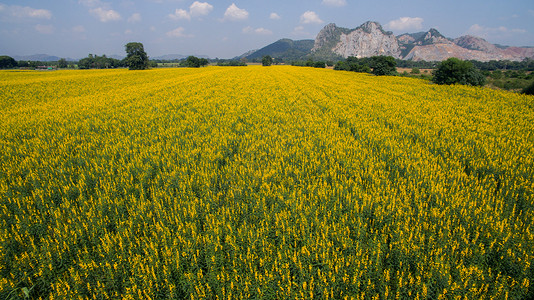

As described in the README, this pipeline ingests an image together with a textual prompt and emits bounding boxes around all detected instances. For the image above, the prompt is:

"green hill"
[244,39,314,61]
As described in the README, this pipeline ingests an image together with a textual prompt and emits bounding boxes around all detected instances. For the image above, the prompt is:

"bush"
[370,56,397,76]
[433,58,486,86]
[313,61,326,68]
[523,81,534,95]
[262,56,273,67]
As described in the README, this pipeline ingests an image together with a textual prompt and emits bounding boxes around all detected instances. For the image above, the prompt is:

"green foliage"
[78,54,122,69]
[217,60,247,66]
[0,56,18,69]
[433,58,486,86]
[58,58,68,69]
[370,56,397,76]
[262,55,273,66]
[183,56,208,68]
[523,81,534,95]
[185,56,200,68]
[491,70,503,79]
[125,42,149,70]
[313,61,326,68]
[411,67,420,74]
[334,57,372,73]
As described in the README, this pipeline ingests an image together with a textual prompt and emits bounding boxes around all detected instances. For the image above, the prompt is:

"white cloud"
[0,5,52,20]
[189,1,213,17]
[128,13,141,23]
[224,3,248,21]
[90,7,122,22]
[300,11,323,24]
[467,24,526,38]
[385,17,424,31]
[169,9,190,20]
[322,0,347,7]
[166,27,193,38]
[169,2,213,21]
[35,24,54,34]
[270,12,281,20]
[242,26,273,35]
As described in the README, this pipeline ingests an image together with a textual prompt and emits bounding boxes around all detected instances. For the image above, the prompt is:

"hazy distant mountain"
[11,54,66,62]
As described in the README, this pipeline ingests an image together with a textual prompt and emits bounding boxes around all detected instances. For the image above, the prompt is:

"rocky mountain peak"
[312,21,400,59]
[312,23,340,52]
[454,35,499,53]
[359,21,384,34]
[416,28,451,45]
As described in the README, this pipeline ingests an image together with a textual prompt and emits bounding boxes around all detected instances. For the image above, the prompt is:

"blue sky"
[0,0,533,59]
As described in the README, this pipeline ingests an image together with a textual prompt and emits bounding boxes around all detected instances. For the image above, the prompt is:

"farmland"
[1,66,533,299]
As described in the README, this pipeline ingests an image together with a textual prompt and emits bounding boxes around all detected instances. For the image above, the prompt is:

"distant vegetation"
[333,56,398,76]
[2,51,533,93]
[216,60,247,67]
[432,58,486,87]
[78,54,123,69]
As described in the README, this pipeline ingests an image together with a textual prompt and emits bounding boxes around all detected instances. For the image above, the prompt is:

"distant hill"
[239,39,314,61]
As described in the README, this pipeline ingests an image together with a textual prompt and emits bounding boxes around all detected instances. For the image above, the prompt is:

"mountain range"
[241,21,534,62]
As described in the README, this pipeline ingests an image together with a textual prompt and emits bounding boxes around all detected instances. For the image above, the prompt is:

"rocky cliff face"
[312,21,400,59]
[453,35,500,53]
[311,21,534,62]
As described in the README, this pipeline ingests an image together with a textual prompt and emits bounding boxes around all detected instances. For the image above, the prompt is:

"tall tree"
[124,42,149,70]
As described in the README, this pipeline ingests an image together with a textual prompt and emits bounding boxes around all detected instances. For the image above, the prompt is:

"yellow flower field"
[1,66,533,299]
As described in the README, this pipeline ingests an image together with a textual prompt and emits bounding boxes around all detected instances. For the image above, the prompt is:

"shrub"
[433,58,486,86]
[523,81,534,95]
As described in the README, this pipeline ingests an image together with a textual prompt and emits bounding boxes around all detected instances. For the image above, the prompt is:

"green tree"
[370,56,397,76]
[262,55,273,66]
[199,58,209,67]
[184,56,201,68]
[433,58,486,86]
[124,42,149,70]
[313,61,326,68]
[58,58,68,69]
[0,56,18,69]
